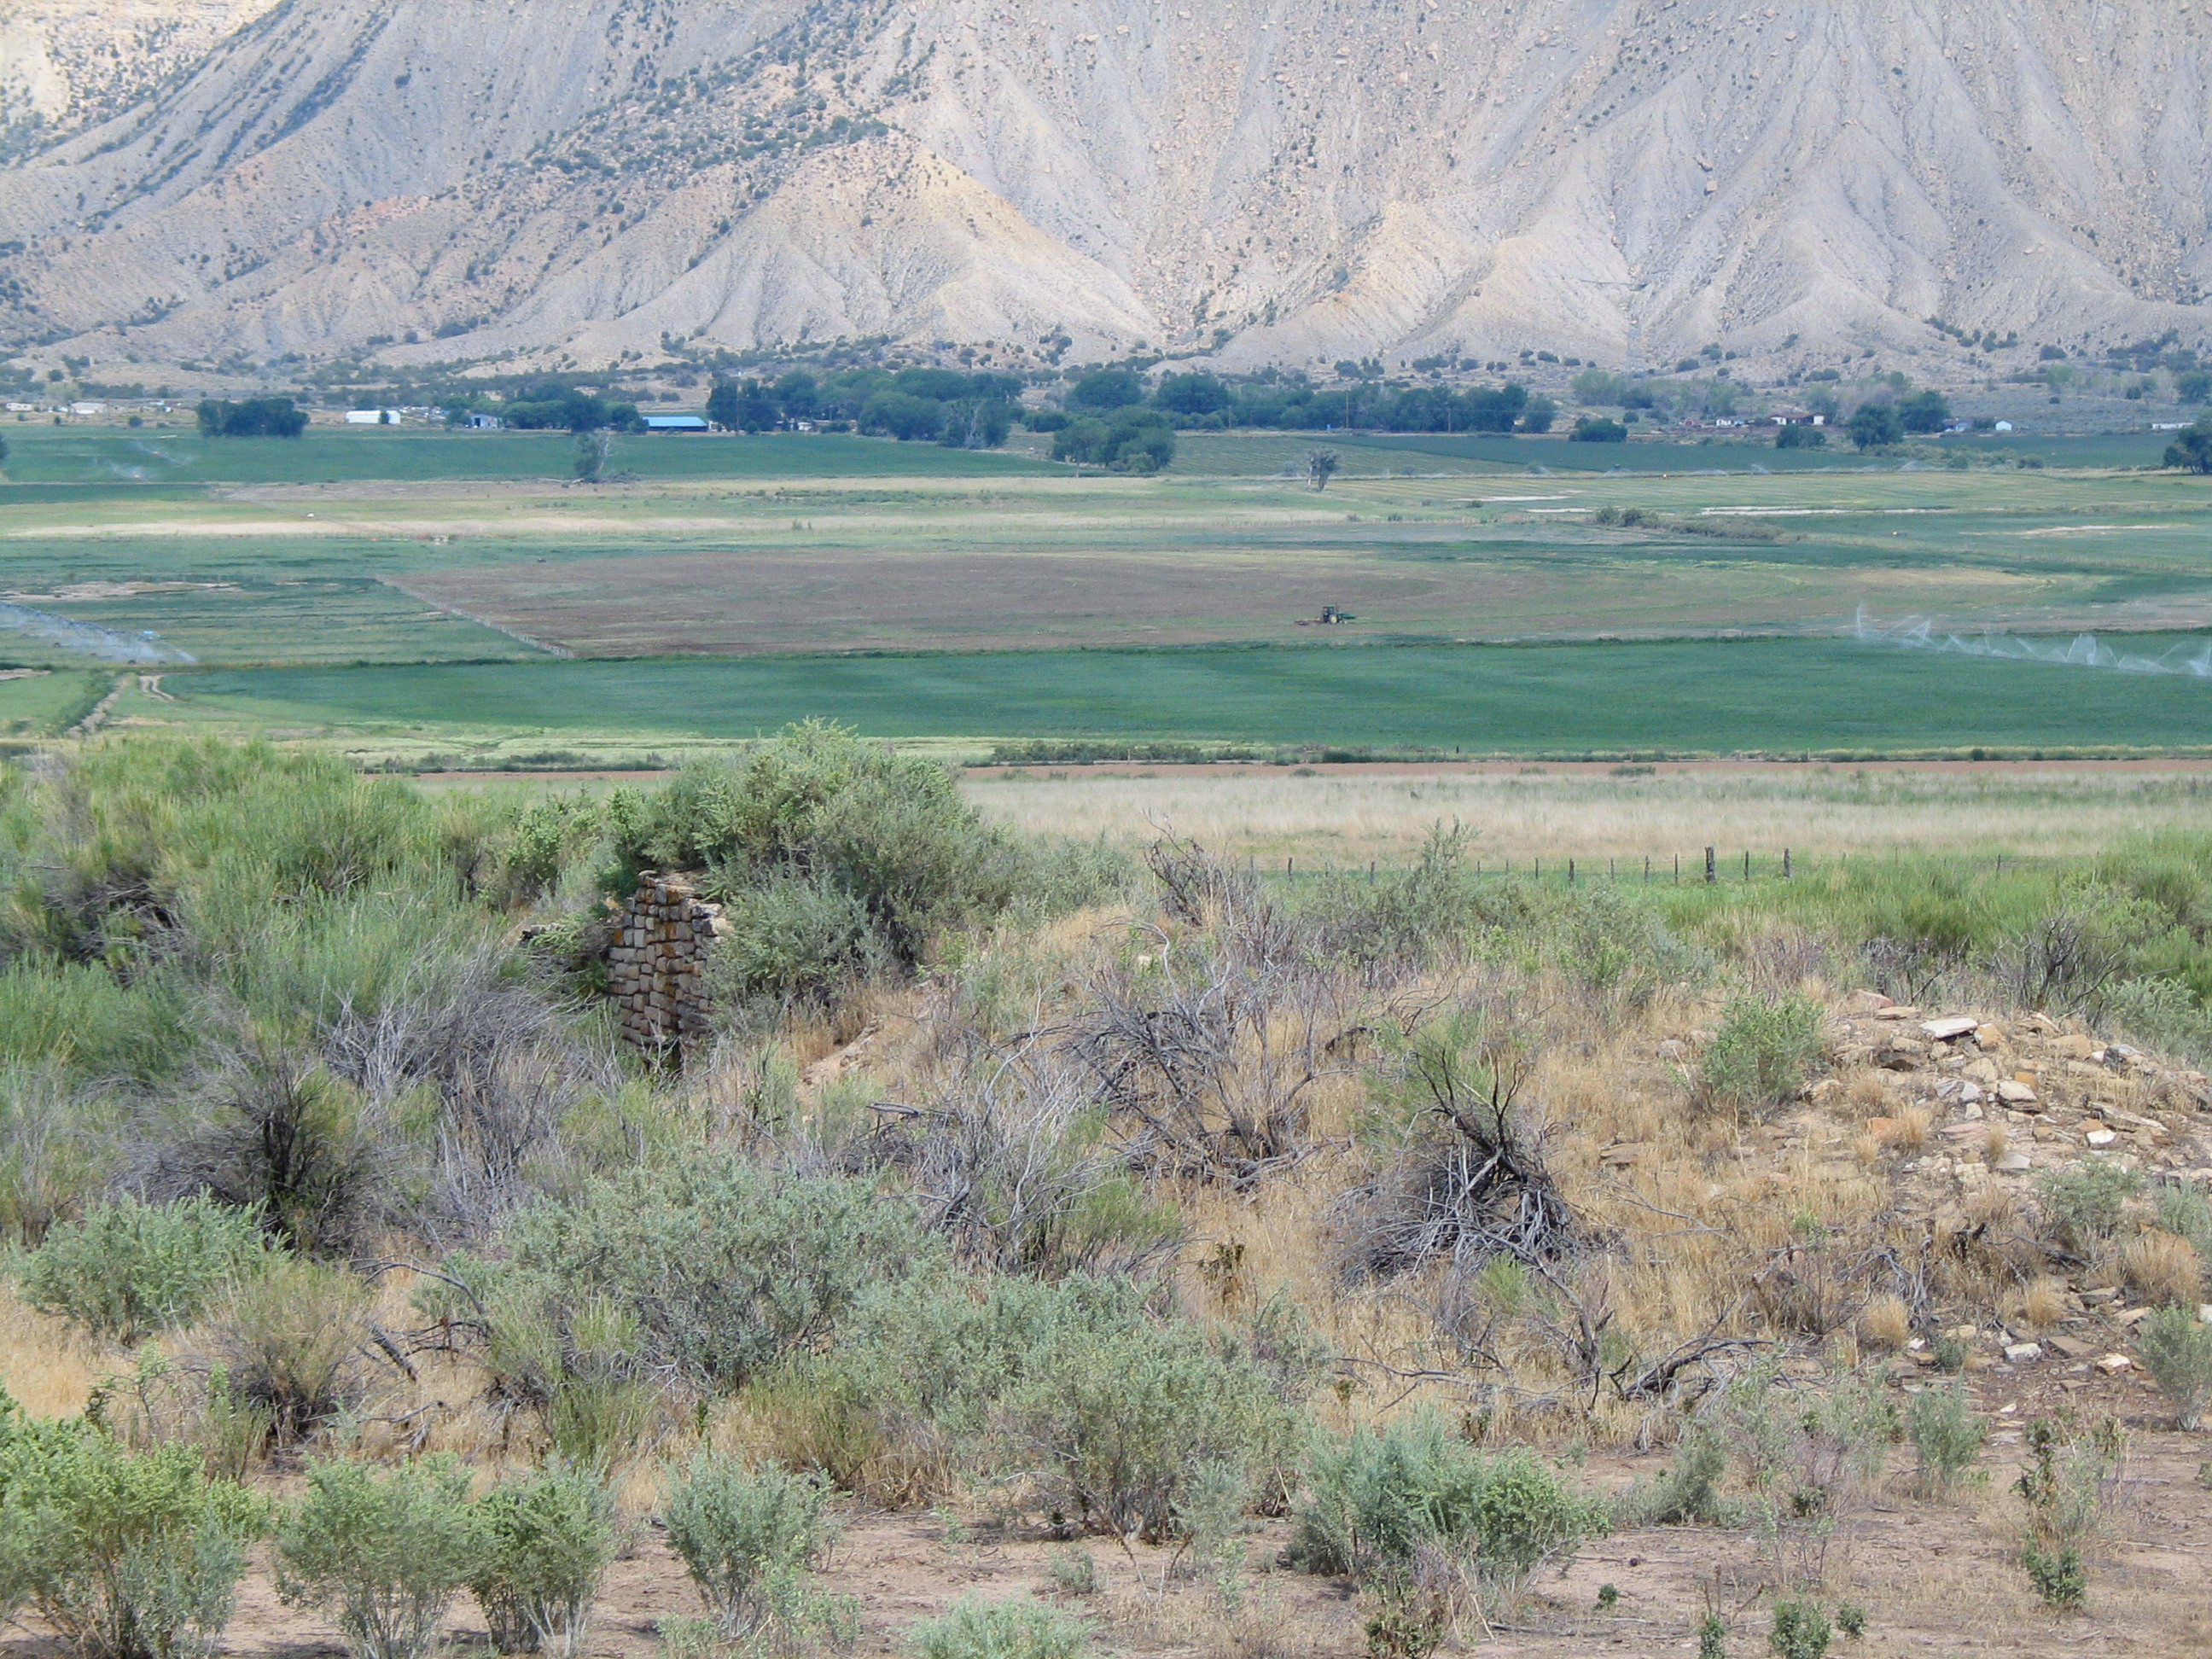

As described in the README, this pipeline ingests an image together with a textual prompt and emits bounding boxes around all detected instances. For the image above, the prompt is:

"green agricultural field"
[1172,428,2180,477]
[0,426,1053,487]
[135,635,2212,760]
[8,416,2212,754]
[11,453,2210,663]
[0,669,109,735]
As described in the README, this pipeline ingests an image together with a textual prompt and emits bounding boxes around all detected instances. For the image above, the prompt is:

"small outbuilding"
[642,414,710,434]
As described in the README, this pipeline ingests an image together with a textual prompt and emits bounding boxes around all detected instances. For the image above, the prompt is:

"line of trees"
[195,398,307,439]
[1086,369,1555,434]
[706,368,1022,449]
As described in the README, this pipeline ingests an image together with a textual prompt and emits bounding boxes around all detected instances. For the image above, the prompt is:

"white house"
[346,409,402,425]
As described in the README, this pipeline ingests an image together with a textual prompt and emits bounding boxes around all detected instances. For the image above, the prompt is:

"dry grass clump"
[1892,1104,1934,1150]
[2121,1230,2205,1307]
[1858,1292,1912,1350]
[2021,1275,2071,1330]
[0,1283,104,1418]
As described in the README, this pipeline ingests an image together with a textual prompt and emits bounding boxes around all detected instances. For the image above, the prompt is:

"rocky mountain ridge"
[1,0,2209,377]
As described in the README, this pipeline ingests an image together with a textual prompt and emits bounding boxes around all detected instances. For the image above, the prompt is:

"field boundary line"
[376,576,575,659]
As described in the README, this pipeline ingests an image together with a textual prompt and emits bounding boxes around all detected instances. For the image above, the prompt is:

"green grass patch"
[163,636,2212,754]
[0,670,111,734]
[0,428,1055,486]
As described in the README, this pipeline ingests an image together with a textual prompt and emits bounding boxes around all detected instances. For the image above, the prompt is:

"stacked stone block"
[607,875,726,1053]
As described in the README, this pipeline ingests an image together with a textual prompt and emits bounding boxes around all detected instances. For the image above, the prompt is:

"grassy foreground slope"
[1,734,2209,1659]
[163,636,2212,755]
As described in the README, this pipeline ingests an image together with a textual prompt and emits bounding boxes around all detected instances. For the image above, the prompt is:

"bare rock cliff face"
[0,0,2205,371]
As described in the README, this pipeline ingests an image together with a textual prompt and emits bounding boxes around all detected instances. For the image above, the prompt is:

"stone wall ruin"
[606,875,725,1053]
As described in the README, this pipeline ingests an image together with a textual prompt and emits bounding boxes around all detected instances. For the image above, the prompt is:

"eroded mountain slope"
[1,0,2207,372]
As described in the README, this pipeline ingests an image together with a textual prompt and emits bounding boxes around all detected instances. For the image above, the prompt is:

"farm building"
[642,414,710,433]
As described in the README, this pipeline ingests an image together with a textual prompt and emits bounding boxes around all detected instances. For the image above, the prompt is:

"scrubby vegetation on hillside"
[2,731,2209,1657]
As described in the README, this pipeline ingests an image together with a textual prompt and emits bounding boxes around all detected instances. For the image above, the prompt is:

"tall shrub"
[0,1394,269,1659]
[456,1157,934,1390]
[21,1195,277,1343]
[469,1462,620,1656]
[661,1457,835,1639]
[275,1457,483,1659]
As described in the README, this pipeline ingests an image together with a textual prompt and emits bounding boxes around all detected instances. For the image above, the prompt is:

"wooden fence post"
[1704,847,1716,884]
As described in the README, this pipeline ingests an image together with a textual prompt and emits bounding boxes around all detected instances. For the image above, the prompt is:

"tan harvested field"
[396,542,2052,657]
[963,762,2212,865]
[368,463,2212,656]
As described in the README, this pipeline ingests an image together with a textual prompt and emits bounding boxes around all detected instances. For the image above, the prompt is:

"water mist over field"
[0,603,195,666]
[1854,607,2212,680]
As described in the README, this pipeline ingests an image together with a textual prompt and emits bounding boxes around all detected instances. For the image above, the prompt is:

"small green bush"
[21,1195,277,1344]
[904,1598,1090,1659]
[2021,1542,2087,1609]
[276,1456,484,1659]
[2137,1303,2212,1429]
[1698,1613,1728,1659]
[1769,1598,1831,1659]
[2011,1415,2121,1610]
[1002,1301,1304,1544]
[469,1462,620,1656]
[1833,1602,1866,1639]
[1621,1427,1726,1524]
[0,1392,270,1659]
[1045,1549,1097,1598]
[2154,1180,2212,1261]
[1906,1382,1985,1497]
[705,874,887,1010]
[1290,1413,1606,1592]
[661,1457,835,1639]
[2034,1162,2143,1254]
[1698,996,1823,1111]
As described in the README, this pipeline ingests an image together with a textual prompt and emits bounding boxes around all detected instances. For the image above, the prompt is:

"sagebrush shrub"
[1045,1549,1097,1598]
[469,1462,620,1656]
[21,1195,276,1344]
[1906,1382,1985,1498]
[904,1598,1090,1659]
[604,724,1023,975]
[0,1391,269,1659]
[2034,1162,2142,1255]
[1622,1427,1726,1525]
[2137,1304,2212,1429]
[276,1456,483,1659]
[457,1156,934,1390]
[661,1457,835,1639]
[1002,1301,1303,1544]
[1291,1413,1606,1592]
[2155,1180,2212,1261]
[2011,1416,2122,1609]
[705,873,887,1010]
[1699,997,1824,1111]
[474,1291,659,1472]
